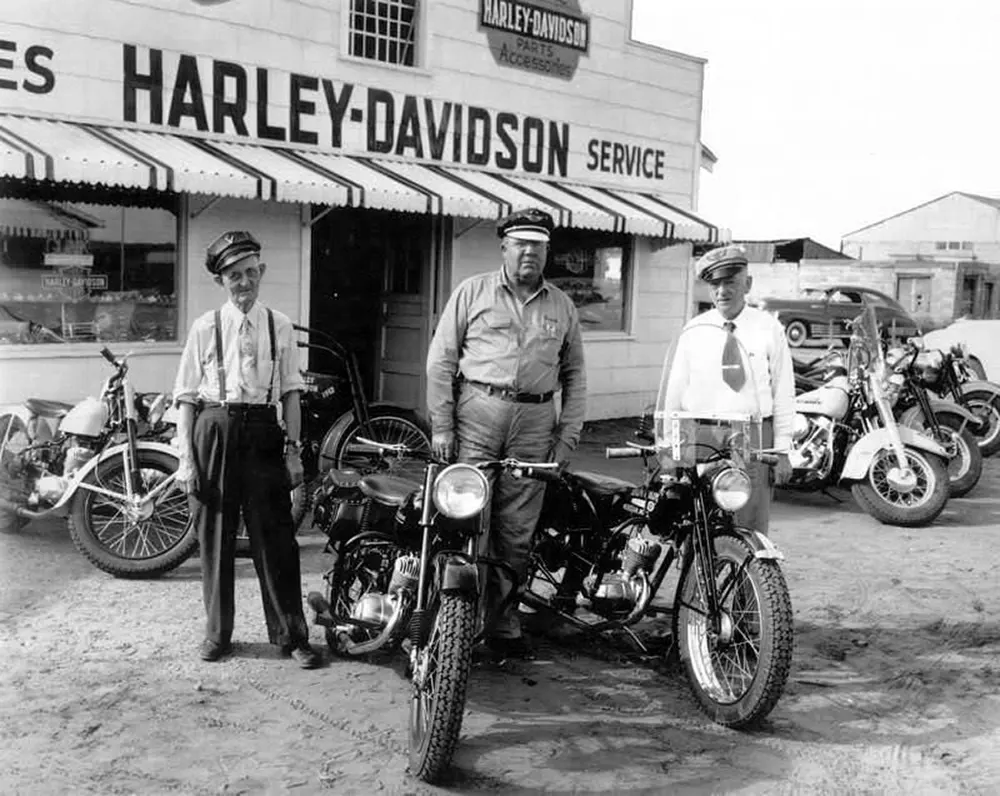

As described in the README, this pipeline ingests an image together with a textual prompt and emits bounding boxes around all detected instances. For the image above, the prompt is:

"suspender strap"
[266,307,277,405]
[213,310,227,404]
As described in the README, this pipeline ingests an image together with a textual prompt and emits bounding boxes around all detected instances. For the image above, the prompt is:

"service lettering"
[586,138,665,180]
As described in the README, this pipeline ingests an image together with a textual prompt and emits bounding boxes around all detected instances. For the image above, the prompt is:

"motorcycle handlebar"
[486,459,563,481]
[100,347,117,365]
[606,446,644,459]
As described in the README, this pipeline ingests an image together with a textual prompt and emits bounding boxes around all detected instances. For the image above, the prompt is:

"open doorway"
[309,207,432,407]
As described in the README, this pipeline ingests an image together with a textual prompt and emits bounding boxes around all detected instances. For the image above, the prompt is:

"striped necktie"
[238,316,257,399]
[721,321,746,391]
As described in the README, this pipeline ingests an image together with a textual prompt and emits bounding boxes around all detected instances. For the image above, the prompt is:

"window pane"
[548,231,630,332]
[348,0,418,67]
[0,198,178,345]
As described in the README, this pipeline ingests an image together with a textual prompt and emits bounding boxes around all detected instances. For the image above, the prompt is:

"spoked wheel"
[963,392,1000,457]
[0,414,31,533]
[673,534,793,728]
[68,450,196,577]
[851,446,949,526]
[319,409,430,482]
[409,593,476,784]
[932,415,982,498]
[323,536,404,656]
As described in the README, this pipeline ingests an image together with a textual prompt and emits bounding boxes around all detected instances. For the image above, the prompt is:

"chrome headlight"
[432,464,490,519]
[711,467,752,512]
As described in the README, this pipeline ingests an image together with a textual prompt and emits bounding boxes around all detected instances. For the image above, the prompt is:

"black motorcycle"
[306,437,561,783]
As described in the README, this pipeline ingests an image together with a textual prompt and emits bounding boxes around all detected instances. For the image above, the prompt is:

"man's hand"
[548,440,572,470]
[175,456,196,494]
[773,453,793,486]
[431,431,455,463]
[286,450,305,488]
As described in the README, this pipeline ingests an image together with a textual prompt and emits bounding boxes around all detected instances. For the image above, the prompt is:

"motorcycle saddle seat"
[359,473,418,507]
[572,470,636,498]
[25,398,74,418]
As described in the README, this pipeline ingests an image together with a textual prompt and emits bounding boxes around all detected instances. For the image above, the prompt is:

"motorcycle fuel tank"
[795,377,849,420]
[59,397,109,438]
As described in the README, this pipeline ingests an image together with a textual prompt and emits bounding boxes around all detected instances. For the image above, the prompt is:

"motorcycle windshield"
[654,320,763,468]
[848,301,885,378]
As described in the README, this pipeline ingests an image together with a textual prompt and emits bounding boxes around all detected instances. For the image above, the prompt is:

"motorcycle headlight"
[711,467,752,512]
[432,464,490,519]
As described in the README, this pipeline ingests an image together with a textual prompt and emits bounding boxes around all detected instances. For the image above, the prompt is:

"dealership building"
[0,0,725,419]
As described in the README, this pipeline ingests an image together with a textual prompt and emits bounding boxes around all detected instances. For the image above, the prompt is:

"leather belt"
[200,402,276,420]
[465,380,554,404]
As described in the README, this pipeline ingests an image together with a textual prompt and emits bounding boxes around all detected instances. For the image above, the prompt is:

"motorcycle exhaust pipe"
[336,595,412,656]
[0,496,49,521]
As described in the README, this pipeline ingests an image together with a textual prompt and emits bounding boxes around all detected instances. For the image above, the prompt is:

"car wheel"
[785,320,809,348]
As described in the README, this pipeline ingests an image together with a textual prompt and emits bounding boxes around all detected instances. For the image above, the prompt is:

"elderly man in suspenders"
[173,231,319,668]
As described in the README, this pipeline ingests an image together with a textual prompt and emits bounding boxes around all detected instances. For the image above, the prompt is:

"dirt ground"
[2,418,999,796]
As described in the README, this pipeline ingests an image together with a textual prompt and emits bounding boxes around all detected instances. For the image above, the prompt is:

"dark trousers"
[189,406,309,648]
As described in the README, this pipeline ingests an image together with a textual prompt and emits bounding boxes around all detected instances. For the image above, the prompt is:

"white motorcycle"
[0,347,195,577]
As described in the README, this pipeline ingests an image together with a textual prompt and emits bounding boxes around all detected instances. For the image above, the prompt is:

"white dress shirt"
[662,305,795,450]
[173,300,304,405]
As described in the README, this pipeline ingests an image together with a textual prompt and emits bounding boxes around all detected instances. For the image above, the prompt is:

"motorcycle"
[305,437,551,783]
[519,322,794,728]
[783,304,951,526]
[944,342,1000,457]
[0,347,195,577]
[885,340,982,497]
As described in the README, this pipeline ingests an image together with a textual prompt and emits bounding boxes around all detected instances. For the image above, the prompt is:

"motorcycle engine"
[788,415,834,476]
[582,537,661,616]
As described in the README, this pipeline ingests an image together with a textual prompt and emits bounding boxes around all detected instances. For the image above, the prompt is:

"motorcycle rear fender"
[54,440,179,508]
[730,527,785,561]
[840,426,949,481]
[959,380,1000,401]
[439,556,479,595]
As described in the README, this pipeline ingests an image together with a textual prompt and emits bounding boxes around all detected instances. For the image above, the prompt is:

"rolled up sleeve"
[278,320,304,397]
[556,305,587,449]
[172,325,204,407]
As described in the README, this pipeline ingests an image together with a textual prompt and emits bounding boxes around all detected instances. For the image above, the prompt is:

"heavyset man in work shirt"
[425,208,587,661]
[663,244,795,534]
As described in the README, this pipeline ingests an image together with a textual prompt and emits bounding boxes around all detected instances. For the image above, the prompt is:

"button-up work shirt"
[426,268,587,448]
[663,305,795,450]
[172,300,304,405]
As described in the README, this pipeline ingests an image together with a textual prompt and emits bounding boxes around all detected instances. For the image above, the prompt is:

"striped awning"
[0,197,100,240]
[0,114,727,243]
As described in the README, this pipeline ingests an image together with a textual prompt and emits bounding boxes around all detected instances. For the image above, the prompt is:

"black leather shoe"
[282,642,321,669]
[199,639,232,662]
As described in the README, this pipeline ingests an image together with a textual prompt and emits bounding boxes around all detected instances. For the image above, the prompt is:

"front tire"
[409,593,476,784]
[784,320,809,348]
[933,413,982,497]
[961,390,1000,457]
[851,446,949,526]
[673,533,793,728]
[68,449,196,578]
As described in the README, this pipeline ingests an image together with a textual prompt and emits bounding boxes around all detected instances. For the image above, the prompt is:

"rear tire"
[319,408,430,482]
[409,593,476,784]
[784,321,808,348]
[961,390,1000,457]
[851,446,949,526]
[933,413,982,498]
[672,533,793,728]
[68,449,196,578]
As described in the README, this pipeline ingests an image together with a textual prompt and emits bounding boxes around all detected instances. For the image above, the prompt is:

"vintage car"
[753,285,920,347]
[921,319,998,382]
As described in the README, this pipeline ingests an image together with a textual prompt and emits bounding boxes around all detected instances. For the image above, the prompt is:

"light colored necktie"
[721,321,746,391]
[239,316,257,400]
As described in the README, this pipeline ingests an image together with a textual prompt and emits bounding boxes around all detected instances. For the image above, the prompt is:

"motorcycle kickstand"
[617,625,649,655]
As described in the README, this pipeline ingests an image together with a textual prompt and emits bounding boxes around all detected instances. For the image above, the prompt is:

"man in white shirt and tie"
[172,231,319,668]
[666,244,795,534]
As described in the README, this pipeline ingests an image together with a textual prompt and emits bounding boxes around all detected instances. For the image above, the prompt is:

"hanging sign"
[480,0,590,81]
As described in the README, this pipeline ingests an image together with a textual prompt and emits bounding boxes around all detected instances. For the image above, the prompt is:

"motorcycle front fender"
[54,440,180,509]
[959,380,1000,400]
[840,426,949,481]
[439,555,479,596]
[730,527,785,561]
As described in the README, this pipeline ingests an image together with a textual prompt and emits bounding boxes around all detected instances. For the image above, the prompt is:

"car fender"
[841,426,949,481]
[439,555,479,595]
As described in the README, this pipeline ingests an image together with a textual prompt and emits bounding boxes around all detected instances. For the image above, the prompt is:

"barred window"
[349,0,419,67]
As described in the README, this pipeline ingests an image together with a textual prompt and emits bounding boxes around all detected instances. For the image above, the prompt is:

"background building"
[0,0,725,419]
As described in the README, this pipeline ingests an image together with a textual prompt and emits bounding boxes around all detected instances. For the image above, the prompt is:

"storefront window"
[349,0,419,67]
[548,230,631,333]
[0,199,178,346]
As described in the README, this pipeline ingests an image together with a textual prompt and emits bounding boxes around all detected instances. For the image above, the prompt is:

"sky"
[630,0,999,250]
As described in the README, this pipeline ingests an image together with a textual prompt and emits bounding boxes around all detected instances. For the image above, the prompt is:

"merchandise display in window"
[0,199,178,345]
[548,230,630,332]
